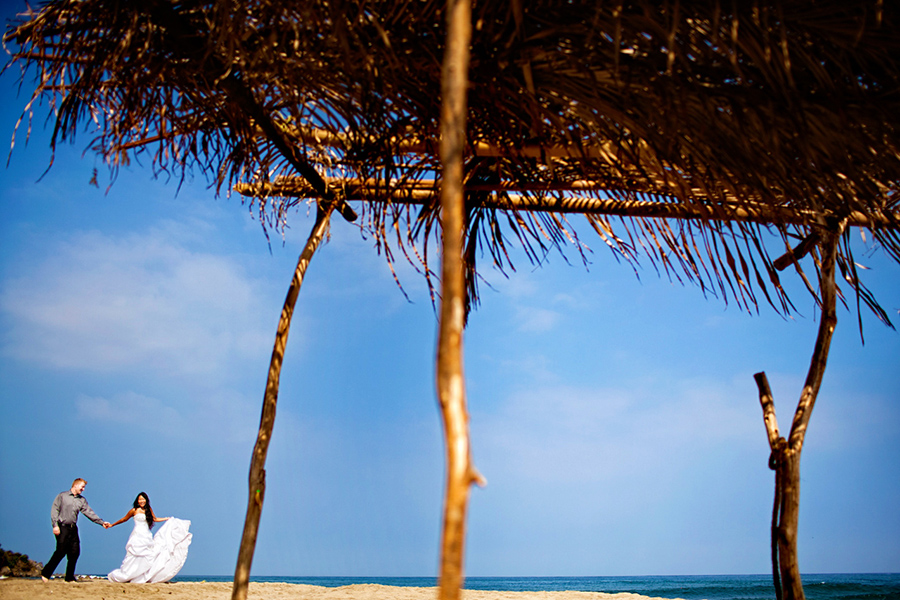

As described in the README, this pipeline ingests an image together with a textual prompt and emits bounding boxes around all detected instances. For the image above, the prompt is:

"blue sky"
[1,1,898,579]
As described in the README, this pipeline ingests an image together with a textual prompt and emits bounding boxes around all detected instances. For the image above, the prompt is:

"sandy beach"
[0,580,679,600]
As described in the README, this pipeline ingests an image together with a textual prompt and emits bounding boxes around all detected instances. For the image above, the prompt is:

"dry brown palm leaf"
[8,0,898,327]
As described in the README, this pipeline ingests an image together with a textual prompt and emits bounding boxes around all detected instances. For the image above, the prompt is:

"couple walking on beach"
[41,478,192,583]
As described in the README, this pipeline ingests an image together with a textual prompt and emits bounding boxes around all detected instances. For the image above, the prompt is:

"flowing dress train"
[107,512,192,583]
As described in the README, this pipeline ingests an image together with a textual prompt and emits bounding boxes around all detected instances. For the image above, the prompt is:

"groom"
[41,478,111,582]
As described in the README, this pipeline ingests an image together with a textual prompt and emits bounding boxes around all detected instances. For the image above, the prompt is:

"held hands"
[103,522,112,528]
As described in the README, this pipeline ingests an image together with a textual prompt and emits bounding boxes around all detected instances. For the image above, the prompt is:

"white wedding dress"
[107,512,192,583]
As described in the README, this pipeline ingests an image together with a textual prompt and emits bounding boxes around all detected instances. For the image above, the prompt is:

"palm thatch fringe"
[6,0,899,325]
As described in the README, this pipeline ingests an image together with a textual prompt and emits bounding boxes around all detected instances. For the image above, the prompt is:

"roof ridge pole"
[436,2,485,600]
[230,204,335,600]
[754,220,843,600]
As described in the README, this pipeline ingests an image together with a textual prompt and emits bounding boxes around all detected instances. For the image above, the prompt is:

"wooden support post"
[754,222,842,600]
[753,372,786,600]
[436,2,484,600]
[231,205,335,600]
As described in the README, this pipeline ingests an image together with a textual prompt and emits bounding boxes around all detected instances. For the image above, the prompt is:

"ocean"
[170,574,900,600]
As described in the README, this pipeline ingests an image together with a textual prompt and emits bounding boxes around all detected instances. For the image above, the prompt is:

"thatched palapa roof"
[5,0,900,322]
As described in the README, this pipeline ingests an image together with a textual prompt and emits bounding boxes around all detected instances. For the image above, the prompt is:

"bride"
[107,492,192,583]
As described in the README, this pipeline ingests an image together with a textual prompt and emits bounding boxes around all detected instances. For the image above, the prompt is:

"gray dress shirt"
[50,491,104,528]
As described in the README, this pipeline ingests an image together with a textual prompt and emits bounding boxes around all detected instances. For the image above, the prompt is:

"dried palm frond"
[4,0,900,325]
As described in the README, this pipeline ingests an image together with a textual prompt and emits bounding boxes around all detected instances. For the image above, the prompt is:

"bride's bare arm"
[153,516,170,522]
[110,508,136,527]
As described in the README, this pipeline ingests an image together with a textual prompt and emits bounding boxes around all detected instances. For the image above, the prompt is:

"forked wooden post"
[436,2,484,600]
[754,223,842,600]
[231,205,335,600]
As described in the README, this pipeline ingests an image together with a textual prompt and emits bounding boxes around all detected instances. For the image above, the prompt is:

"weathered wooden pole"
[436,2,484,600]
[755,221,843,600]
[231,204,335,600]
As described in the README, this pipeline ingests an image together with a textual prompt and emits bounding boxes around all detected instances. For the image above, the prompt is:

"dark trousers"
[42,523,80,581]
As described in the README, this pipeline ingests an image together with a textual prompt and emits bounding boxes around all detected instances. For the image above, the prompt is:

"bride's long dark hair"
[133,492,158,530]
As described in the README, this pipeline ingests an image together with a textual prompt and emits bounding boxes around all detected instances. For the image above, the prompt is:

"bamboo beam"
[118,130,896,231]
[233,179,898,229]
[231,204,334,600]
